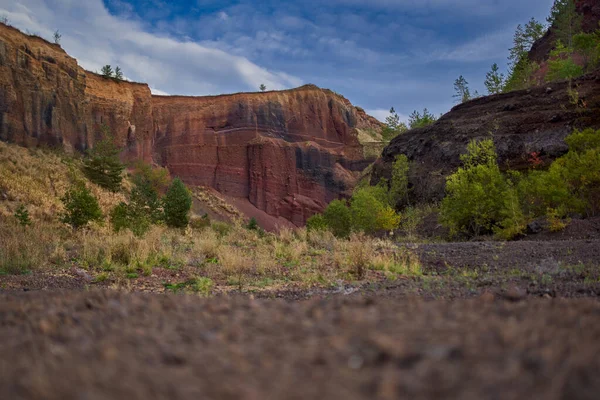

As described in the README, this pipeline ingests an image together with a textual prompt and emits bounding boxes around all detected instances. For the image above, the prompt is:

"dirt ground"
[1,239,599,399]
[1,291,599,400]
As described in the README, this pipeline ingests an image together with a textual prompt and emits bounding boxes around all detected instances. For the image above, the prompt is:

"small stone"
[479,291,495,303]
[545,87,553,94]
[504,286,527,302]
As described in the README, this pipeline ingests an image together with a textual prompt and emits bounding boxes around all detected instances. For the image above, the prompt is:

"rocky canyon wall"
[0,23,382,226]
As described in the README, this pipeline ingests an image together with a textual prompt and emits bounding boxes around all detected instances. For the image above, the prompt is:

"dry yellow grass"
[0,141,126,222]
[0,142,421,289]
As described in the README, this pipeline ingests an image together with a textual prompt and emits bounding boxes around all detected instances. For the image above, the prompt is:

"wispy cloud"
[0,0,302,95]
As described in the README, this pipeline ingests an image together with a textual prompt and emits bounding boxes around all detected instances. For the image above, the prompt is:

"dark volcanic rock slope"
[372,70,600,203]
[0,23,381,226]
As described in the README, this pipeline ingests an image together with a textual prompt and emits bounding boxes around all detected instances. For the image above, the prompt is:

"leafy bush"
[546,42,584,82]
[163,178,192,228]
[440,139,511,236]
[408,108,437,129]
[246,217,259,231]
[323,199,352,238]
[350,186,400,234]
[306,214,328,232]
[83,125,124,192]
[442,129,600,238]
[61,183,103,229]
[389,154,409,208]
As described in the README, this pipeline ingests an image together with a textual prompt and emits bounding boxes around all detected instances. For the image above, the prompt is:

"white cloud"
[0,0,302,95]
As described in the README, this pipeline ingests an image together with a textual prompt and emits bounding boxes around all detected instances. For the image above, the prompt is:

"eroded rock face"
[529,0,600,64]
[0,23,381,226]
[372,69,600,204]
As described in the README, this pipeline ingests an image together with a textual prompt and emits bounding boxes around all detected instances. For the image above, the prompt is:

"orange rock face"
[0,24,381,226]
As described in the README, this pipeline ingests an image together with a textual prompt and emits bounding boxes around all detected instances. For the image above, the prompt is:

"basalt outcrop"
[0,23,382,226]
[529,0,600,64]
[371,69,600,204]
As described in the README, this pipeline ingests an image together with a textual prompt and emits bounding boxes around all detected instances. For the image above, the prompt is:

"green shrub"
[61,183,103,229]
[323,199,352,238]
[306,214,328,232]
[389,154,409,207]
[546,42,584,82]
[14,204,31,227]
[83,125,124,192]
[246,217,259,231]
[350,186,400,234]
[440,139,510,236]
[163,178,192,228]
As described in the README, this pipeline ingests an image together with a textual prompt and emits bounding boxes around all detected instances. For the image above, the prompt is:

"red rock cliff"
[0,23,381,226]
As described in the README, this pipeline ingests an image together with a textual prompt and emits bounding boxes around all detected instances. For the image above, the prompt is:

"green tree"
[14,204,31,227]
[163,178,192,228]
[546,41,584,82]
[381,107,408,141]
[573,31,600,71]
[61,183,103,229]
[503,57,540,92]
[504,18,545,92]
[548,0,582,48]
[246,217,259,231]
[484,63,505,94]
[350,186,400,234]
[101,65,114,78]
[114,66,123,81]
[408,108,437,129]
[323,199,352,238]
[83,125,124,192]
[389,154,410,207]
[259,84,267,91]
[440,139,510,236]
[53,30,61,45]
[453,75,471,103]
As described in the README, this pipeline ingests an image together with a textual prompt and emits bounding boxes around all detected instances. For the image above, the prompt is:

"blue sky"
[1,0,554,121]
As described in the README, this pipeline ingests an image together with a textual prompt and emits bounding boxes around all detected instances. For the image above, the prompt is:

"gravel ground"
[1,290,600,400]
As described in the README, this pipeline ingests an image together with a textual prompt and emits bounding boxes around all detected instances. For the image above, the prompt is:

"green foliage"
[442,129,600,238]
[381,107,408,141]
[163,178,192,228]
[441,139,510,236]
[548,0,582,48]
[14,204,31,227]
[504,18,545,92]
[350,186,400,234]
[546,41,584,82]
[61,183,103,229]
[246,217,259,231]
[453,75,471,103]
[509,18,546,67]
[484,63,505,94]
[408,108,437,129]
[323,199,352,238]
[131,161,171,193]
[504,57,540,92]
[101,65,114,78]
[83,125,124,192]
[306,214,328,232]
[114,66,123,81]
[259,84,267,91]
[573,31,600,71]
[389,154,410,208]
